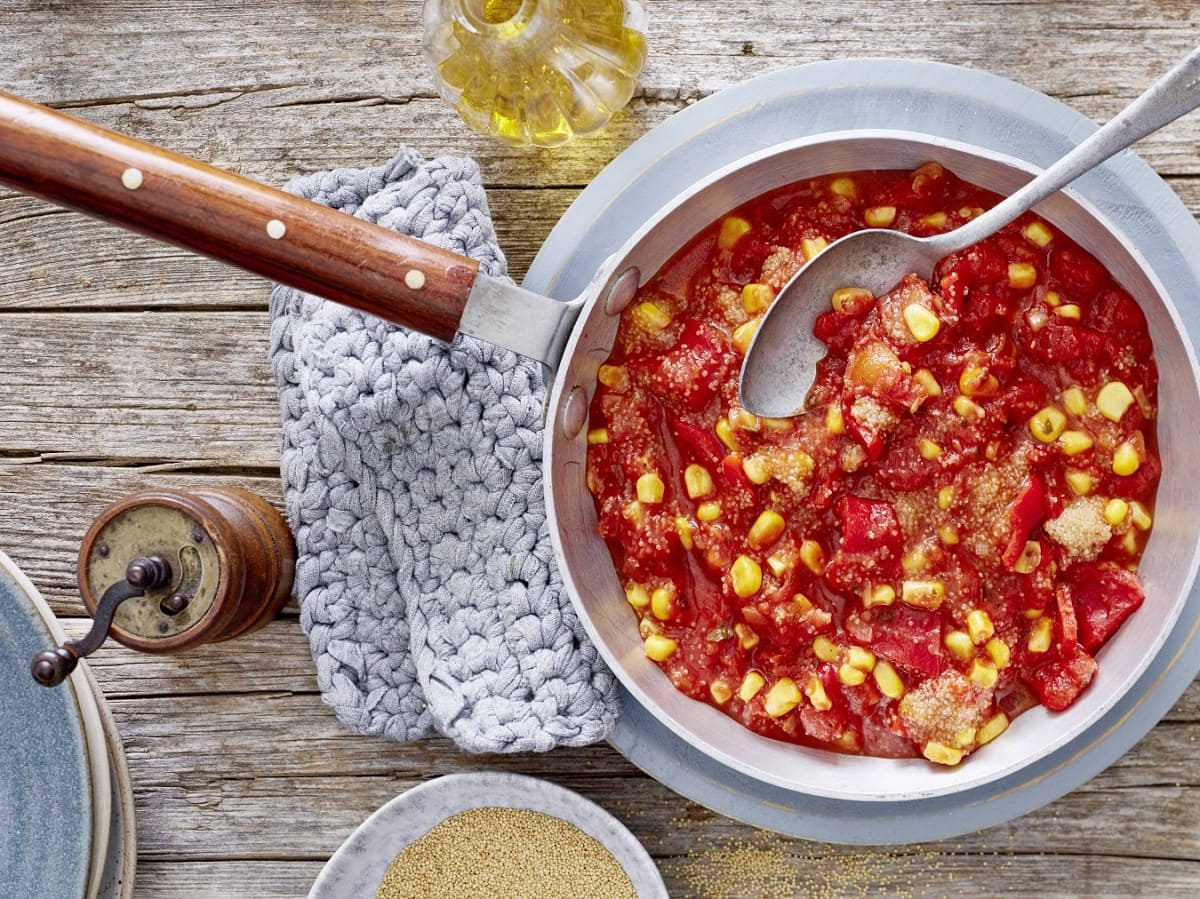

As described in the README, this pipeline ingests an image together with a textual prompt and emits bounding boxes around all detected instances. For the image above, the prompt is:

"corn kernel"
[914,368,942,397]
[764,677,802,717]
[742,282,774,314]
[742,454,771,485]
[1059,429,1094,456]
[847,646,877,672]
[731,317,761,355]
[1122,530,1139,554]
[953,727,978,748]
[636,472,665,504]
[1055,303,1082,320]
[830,176,857,199]
[718,215,751,251]
[597,364,628,391]
[728,407,761,432]
[901,579,945,610]
[832,287,874,314]
[923,741,965,766]
[651,585,676,620]
[1062,386,1087,416]
[1130,501,1153,531]
[873,660,905,699]
[1113,442,1141,477]
[792,593,814,615]
[674,516,694,550]
[919,438,942,461]
[959,365,999,398]
[825,404,845,435]
[733,622,759,651]
[738,670,765,701]
[901,544,930,575]
[1013,540,1042,574]
[1066,469,1095,496]
[944,630,975,661]
[1028,406,1068,443]
[1024,608,1044,620]
[682,465,713,500]
[1097,381,1135,422]
[644,634,678,661]
[1008,262,1038,289]
[730,555,763,598]
[715,417,738,451]
[986,637,1011,669]
[587,427,609,445]
[937,486,954,510]
[938,524,959,545]
[799,540,825,575]
[902,302,941,342]
[625,582,650,609]
[801,236,828,260]
[805,675,832,710]
[748,510,786,549]
[966,609,994,644]
[864,584,896,608]
[1044,290,1063,308]
[838,663,867,686]
[813,636,838,662]
[1028,617,1053,653]
[864,205,897,228]
[1104,498,1130,526]
[697,501,722,522]
[954,395,985,419]
[969,659,998,688]
[977,712,1010,746]
[622,501,643,525]
[709,679,732,705]
[633,301,671,332]
[836,730,860,752]
[1022,221,1054,247]
[766,550,793,578]
[919,212,949,229]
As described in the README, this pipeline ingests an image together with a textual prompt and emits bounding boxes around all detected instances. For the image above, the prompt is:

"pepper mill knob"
[30,646,80,687]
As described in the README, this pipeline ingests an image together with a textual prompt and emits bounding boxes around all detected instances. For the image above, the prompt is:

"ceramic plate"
[525,58,1200,841]
[0,550,106,898]
[308,772,666,899]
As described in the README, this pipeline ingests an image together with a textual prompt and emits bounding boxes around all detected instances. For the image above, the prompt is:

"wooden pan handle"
[0,90,478,340]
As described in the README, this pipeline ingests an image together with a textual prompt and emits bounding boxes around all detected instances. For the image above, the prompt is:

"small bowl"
[307,772,667,899]
[547,129,1200,802]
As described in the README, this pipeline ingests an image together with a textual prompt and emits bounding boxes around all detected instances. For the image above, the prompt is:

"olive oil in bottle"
[422,0,648,148]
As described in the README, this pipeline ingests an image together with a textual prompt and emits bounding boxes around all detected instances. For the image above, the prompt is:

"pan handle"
[0,90,483,342]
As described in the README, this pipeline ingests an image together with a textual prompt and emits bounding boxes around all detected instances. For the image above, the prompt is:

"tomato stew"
[585,164,1159,766]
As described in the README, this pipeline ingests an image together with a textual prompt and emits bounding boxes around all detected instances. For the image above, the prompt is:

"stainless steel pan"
[3,92,1196,801]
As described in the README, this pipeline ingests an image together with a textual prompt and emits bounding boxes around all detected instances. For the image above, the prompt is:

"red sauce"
[585,164,1159,765]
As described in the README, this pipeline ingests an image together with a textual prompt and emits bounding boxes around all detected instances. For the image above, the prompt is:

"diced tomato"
[636,320,730,412]
[1050,246,1108,300]
[1026,644,1097,711]
[1070,563,1146,653]
[1001,475,1046,569]
[720,454,754,490]
[838,496,903,554]
[729,235,772,283]
[869,606,946,678]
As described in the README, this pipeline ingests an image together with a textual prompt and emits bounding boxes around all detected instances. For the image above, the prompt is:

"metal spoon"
[740,45,1200,419]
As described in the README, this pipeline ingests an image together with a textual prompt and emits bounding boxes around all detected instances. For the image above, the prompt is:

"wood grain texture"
[2,1,1199,897]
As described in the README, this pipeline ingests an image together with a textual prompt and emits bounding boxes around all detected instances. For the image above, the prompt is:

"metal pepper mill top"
[31,486,296,686]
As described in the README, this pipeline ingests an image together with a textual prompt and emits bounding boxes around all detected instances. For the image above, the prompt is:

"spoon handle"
[939,44,1200,253]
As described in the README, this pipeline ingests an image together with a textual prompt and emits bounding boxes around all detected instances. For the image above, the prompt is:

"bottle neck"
[450,0,543,36]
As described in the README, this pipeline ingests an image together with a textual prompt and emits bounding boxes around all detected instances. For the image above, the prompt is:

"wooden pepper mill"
[31,487,296,686]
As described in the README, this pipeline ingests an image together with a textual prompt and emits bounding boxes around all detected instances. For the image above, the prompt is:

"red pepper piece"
[1026,644,1098,711]
[720,454,754,490]
[1070,563,1146,654]
[1001,475,1046,569]
[668,417,725,467]
[1055,583,1078,647]
[869,606,946,678]
[837,496,902,554]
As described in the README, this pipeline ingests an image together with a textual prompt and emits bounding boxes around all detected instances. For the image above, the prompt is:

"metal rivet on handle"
[560,386,588,440]
[604,266,641,316]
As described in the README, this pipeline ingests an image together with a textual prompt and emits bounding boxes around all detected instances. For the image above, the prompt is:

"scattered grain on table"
[375,806,636,899]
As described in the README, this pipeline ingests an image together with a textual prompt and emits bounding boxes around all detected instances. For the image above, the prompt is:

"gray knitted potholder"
[268,150,620,753]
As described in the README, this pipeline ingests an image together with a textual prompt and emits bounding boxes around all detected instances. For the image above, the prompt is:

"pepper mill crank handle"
[30,554,172,687]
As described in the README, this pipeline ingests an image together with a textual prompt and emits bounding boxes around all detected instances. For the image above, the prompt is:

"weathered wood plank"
[0,313,278,465]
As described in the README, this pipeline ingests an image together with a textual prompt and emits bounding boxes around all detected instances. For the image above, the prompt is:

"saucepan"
[2,92,1197,801]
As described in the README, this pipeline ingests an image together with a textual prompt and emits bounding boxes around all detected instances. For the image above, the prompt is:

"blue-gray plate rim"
[524,57,1200,843]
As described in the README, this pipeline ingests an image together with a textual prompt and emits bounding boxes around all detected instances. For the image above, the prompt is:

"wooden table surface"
[3,2,1200,896]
